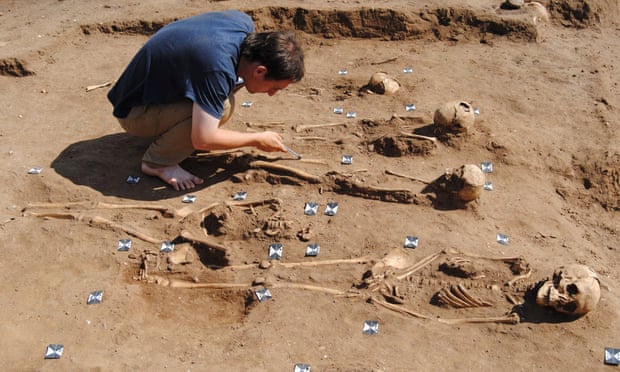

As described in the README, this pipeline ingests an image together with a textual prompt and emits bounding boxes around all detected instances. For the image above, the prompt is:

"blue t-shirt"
[108,10,254,118]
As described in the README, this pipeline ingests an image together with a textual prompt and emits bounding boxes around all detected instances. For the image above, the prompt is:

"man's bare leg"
[141,162,204,191]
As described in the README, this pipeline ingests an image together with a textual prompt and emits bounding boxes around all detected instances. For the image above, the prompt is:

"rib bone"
[437,284,492,308]
[454,283,492,307]
[437,288,471,308]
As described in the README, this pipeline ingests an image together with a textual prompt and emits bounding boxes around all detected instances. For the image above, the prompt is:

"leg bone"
[437,313,520,325]
[370,297,433,320]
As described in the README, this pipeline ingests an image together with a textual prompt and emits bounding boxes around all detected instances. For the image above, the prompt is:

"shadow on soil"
[51,133,233,201]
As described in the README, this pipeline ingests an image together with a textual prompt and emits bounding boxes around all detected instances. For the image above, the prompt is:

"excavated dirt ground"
[1,0,619,370]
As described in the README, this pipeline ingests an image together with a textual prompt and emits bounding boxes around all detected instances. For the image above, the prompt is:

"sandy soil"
[1,0,619,370]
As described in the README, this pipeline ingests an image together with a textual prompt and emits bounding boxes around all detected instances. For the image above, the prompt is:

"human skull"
[456,164,485,201]
[436,164,485,202]
[368,72,400,95]
[433,101,475,133]
[536,264,601,316]
[526,2,550,24]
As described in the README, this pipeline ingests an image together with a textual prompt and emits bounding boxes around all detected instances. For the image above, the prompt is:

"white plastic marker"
[283,144,302,159]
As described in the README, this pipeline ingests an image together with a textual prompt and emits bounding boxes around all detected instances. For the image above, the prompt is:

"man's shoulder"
[219,9,253,22]
[181,10,253,29]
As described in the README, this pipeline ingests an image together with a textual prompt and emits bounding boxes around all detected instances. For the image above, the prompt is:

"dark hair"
[240,31,304,82]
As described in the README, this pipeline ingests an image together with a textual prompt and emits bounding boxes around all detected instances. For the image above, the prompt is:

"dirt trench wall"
[78,6,540,41]
[5,1,616,78]
[546,0,620,28]
[78,2,616,41]
[247,6,540,41]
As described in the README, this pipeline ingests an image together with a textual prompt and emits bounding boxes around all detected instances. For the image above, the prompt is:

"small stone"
[297,227,314,242]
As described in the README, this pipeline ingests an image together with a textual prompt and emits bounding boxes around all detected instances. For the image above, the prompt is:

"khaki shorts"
[117,97,234,166]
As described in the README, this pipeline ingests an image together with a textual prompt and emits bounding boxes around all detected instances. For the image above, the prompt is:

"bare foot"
[141,162,204,191]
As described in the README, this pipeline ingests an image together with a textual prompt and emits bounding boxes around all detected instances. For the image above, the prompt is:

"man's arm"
[190,102,286,152]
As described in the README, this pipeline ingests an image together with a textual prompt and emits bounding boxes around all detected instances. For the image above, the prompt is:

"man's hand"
[254,131,286,152]
[191,102,286,153]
